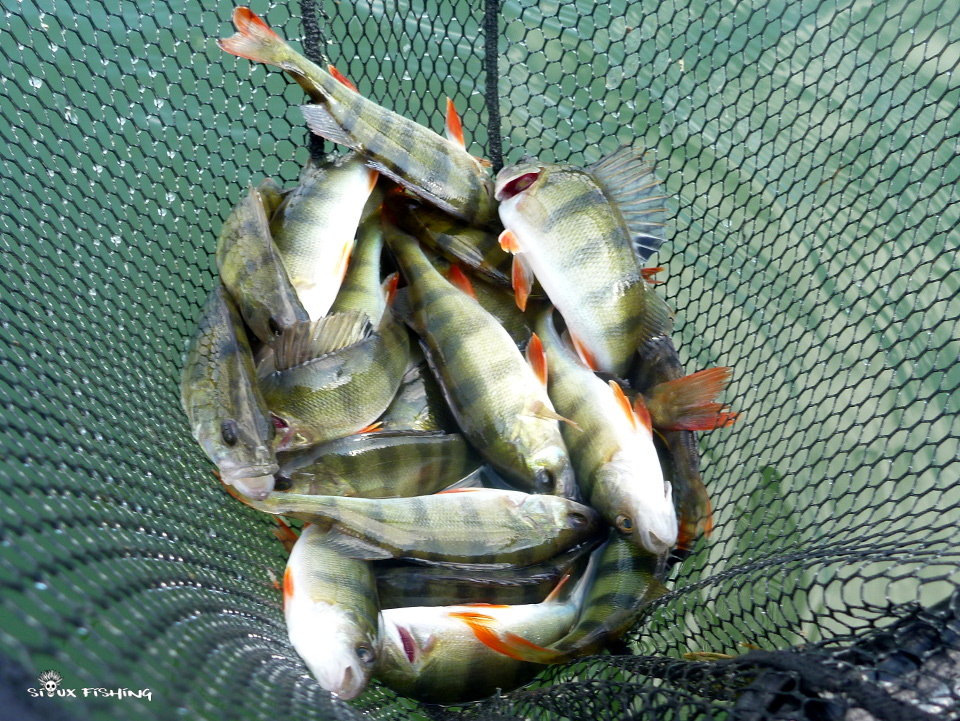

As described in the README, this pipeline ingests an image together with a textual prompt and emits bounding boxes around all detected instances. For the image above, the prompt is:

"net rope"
[0,0,958,719]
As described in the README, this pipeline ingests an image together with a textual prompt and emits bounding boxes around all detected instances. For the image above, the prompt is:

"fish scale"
[386,227,577,497]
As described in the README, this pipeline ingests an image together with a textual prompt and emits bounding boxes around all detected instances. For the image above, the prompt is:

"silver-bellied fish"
[234,487,600,567]
[496,146,673,377]
[284,523,379,699]
[258,310,410,451]
[218,8,497,226]
[535,308,678,556]
[631,334,738,552]
[375,536,601,609]
[216,184,308,343]
[274,430,478,499]
[181,284,277,499]
[386,227,577,497]
[459,532,666,665]
[375,548,595,703]
[269,153,378,321]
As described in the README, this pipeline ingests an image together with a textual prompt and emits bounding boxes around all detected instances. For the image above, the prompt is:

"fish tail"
[218,8,291,67]
[645,367,739,431]
[448,612,566,665]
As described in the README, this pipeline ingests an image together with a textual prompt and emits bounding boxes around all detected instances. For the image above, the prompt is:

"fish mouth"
[494,170,541,202]
[220,468,278,500]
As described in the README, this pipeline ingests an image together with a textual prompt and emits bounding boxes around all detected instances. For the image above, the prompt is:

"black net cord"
[483,0,504,172]
[300,0,329,162]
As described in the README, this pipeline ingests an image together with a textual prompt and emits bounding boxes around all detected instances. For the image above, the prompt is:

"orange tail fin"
[645,367,738,431]
[218,8,285,65]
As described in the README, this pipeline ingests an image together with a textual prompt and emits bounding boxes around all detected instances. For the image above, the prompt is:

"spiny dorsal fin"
[588,146,670,262]
[272,311,372,371]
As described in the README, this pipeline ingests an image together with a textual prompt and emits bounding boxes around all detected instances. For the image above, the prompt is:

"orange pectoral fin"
[327,64,358,91]
[498,228,521,254]
[609,380,637,431]
[445,97,465,148]
[282,566,294,604]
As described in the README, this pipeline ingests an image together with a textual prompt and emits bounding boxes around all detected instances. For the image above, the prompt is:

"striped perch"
[386,226,577,498]
[237,487,600,567]
[219,7,497,227]
[284,523,380,700]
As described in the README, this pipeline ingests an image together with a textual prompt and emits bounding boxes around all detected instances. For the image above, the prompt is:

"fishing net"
[1,0,958,718]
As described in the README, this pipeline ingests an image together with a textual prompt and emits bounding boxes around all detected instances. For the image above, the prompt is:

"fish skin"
[328,208,389,325]
[270,153,377,321]
[496,151,673,377]
[180,284,277,499]
[374,557,591,703]
[386,226,577,498]
[536,308,678,556]
[258,310,411,451]
[285,523,379,700]
[630,334,712,552]
[274,430,478,499]
[256,177,287,218]
[375,536,601,609]
[236,487,600,567]
[216,185,309,343]
[384,192,512,287]
[218,8,497,226]
[376,348,458,432]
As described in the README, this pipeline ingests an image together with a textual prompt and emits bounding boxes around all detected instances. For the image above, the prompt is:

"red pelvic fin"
[641,266,665,284]
[445,97,465,148]
[354,421,383,434]
[526,333,548,386]
[282,565,294,603]
[511,254,534,312]
[569,332,600,372]
[498,228,521,254]
[446,264,478,300]
[327,64,358,91]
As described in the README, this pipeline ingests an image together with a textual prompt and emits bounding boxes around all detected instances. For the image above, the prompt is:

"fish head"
[375,613,442,693]
[289,603,378,700]
[494,159,547,204]
[198,415,278,499]
[594,456,678,557]
[529,444,579,499]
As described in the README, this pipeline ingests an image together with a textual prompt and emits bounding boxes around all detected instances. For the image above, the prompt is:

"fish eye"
[268,316,283,337]
[356,644,376,665]
[220,419,240,447]
[273,474,292,492]
[616,515,634,533]
[568,511,589,528]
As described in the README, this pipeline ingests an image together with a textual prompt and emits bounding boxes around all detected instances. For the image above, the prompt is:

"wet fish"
[496,146,673,377]
[631,334,737,552]
[284,523,379,699]
[180,284,277,499]
[269,153,378,320]
[376,347,457,432]
[274,430,478,499]
[258,310,411,451]
[386,226,576,497]
[460,532,667,664]
[234,487,600,567]
[375,536,601,609]
[535,308,678,556]
[219,8,497,226]
[375,553,594,703]
[385,192,511,287]
[257,177,287,218]
[216,184,309,343]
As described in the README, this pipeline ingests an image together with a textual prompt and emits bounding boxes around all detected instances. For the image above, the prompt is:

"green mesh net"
[1,0,958,719]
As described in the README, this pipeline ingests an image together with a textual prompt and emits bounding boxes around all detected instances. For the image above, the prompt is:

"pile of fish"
[179,6,739,704]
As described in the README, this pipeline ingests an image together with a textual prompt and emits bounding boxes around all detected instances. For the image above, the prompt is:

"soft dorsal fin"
[327,64,358,91]
[271,311,372,371]
[588,146,670,262]
[445,97,465,148]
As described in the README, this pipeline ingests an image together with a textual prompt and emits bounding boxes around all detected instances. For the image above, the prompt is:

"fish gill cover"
[0,0,958,719]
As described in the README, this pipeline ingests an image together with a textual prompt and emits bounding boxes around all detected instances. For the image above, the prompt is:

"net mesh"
[1,0,958,719]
